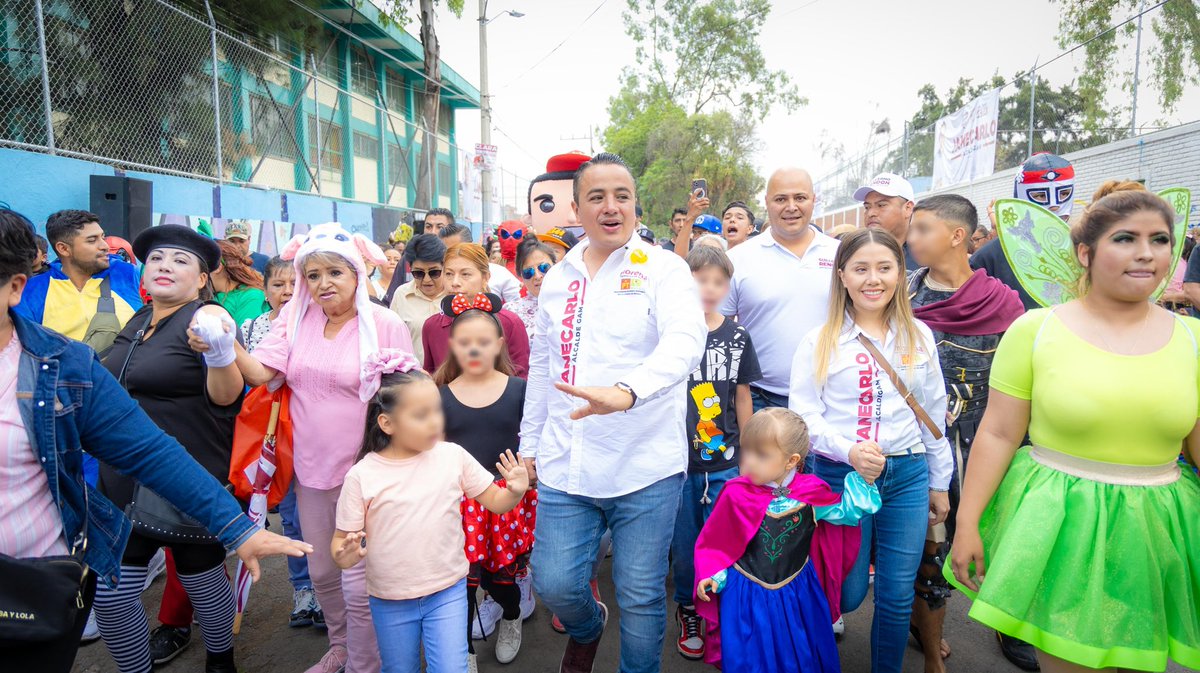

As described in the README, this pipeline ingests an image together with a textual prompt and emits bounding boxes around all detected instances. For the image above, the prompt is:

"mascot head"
[526,151,591,237]
[497,220,529,263]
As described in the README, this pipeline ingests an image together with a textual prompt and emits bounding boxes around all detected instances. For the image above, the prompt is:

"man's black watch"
[614,382,637,409]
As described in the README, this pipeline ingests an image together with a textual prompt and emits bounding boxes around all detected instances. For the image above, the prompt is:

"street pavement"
[73,519,1192,672]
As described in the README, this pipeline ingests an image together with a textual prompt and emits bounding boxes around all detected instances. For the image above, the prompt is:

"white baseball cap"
[853,173,915,203]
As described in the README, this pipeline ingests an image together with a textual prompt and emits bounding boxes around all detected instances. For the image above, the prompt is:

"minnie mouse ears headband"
[441,292,504,319]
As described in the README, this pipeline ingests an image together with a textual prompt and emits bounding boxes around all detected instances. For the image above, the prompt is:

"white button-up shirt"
[489,263,522,304]
[788,318,953,490]
[722,228,839,396]
[520,236,707,497]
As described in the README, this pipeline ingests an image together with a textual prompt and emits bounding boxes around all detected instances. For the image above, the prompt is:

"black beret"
[133,224,221,271]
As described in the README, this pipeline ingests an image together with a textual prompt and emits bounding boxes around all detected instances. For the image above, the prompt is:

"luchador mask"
[497,219,529,262]
[1014,153,1076,220]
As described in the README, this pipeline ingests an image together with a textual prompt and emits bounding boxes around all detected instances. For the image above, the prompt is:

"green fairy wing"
[1154,188,1191,300]
[994,198,1080,307]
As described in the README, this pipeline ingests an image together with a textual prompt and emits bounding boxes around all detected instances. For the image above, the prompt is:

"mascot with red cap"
[524,152,591,237]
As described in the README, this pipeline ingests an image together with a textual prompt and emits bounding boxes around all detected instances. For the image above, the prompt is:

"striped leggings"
[93,532,234,673]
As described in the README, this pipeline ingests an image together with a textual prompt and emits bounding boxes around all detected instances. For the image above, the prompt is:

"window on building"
[350,44,378,99]
[353,131,380,160]
[387,144,408,188]
[251,95,299,160]
[438,101,452,136]
[307,116,344,171]
[385,69,407,114]
[437,161,453,195]
[314,42,341,84]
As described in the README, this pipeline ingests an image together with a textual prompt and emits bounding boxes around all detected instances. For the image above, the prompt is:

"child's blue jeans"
[670,466,740,606]
[368,578,467,673]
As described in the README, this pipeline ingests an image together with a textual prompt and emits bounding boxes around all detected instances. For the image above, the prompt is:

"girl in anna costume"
[695,408,881,673]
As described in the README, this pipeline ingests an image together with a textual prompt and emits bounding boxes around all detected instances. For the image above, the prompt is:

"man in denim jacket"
[0,208,312,673]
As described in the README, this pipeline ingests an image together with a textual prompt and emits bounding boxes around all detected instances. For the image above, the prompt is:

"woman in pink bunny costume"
[191,223,413,673]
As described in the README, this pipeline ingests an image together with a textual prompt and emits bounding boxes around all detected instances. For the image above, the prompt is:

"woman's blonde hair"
[443,242,493,291]
[813,228,926,385]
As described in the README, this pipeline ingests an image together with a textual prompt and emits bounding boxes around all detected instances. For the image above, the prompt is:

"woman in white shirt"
[789,228,953,673]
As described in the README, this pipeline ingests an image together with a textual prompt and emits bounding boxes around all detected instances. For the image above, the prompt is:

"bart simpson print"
[690,382,730,461]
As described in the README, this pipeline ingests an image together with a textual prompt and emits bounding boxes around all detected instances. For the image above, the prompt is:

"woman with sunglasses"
[389,234,447,356]
[508,241,558,332]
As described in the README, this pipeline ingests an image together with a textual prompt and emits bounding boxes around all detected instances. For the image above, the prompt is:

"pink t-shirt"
[0,334,69,558]
[253,302,412,489]
[335,443,495,600]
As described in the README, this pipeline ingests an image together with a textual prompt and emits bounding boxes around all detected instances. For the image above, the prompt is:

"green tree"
[604,0,801,235]
[1054,0,1200,129]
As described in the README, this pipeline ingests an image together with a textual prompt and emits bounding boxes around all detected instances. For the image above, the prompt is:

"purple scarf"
[912,269,1024,336]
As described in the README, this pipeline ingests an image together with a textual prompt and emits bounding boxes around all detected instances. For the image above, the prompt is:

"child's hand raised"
[332,531,367,568]
[497,450,530,494]
[696,578,717,602]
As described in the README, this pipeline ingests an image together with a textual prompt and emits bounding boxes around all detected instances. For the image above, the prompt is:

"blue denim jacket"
[11,310,257,589]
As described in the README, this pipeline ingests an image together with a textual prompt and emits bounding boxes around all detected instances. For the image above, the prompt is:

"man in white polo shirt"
[522,153,707,673]
[856,172,918,271]
[722,167,839,410]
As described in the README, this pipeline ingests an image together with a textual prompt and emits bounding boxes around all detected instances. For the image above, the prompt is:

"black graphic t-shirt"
[685,318,762,473]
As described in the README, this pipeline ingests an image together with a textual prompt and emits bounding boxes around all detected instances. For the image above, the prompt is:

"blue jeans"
[670,467,739,605]
[277,484,312,591]
[816,453,929,673]
[750,385,788,412]
[368,579,467,673]
[532,474,684,673]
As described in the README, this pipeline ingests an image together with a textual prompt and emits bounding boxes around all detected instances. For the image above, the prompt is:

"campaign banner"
[474,143,498,171]
[932,88,1000,189]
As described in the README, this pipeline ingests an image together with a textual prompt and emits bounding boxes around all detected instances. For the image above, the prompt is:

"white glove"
[193,309,237,368]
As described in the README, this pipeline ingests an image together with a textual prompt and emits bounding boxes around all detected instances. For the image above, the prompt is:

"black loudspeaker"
[90,175,153,241]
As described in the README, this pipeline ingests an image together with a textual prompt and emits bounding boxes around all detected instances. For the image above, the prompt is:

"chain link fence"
[0,0,529,223]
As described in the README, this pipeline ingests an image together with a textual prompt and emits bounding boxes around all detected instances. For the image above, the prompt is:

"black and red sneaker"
[676,604,705,660]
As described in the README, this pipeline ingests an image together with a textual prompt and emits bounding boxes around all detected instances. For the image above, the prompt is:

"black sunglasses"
[521,262,552,280]
[411,268,443,280]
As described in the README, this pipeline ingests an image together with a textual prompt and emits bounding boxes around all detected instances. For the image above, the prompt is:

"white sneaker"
[471,594,503,640]
[832,616,845,639]
[81,609,100,643]
[517,573,536,621]
[144,548,167,590]
[467,653,479,673]
[494,618,522,664]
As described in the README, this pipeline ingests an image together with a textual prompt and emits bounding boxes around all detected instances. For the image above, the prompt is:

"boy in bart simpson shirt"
[670,245,763,661]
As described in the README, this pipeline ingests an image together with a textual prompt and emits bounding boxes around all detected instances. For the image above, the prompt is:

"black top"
[909,274,1004,450]
[442,376,526,477]
[736,504,816,588]
[1183,251,1200,318]
[685,318,762,473]
[98,300,244,509]
[970,238,1039,310]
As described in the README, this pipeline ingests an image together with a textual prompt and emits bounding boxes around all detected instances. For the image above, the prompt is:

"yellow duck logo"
[690,383,730,461]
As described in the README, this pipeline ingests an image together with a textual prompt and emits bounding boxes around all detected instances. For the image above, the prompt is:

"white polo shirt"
[520,236,707,498]
[489,263,522,304]
[788,318,953,490]
[721,228,839,396]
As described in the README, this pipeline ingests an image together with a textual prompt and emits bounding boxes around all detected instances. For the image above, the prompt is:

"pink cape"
[693,474,862,668]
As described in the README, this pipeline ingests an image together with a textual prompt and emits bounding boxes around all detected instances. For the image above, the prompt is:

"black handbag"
[0,508,89,641]
[115,312,218,544]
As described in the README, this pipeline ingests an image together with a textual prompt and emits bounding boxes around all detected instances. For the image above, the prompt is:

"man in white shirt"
[722,167,839,410]
[522,153,706,673]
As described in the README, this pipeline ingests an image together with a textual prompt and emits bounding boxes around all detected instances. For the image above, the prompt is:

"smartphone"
[691,178,707,200]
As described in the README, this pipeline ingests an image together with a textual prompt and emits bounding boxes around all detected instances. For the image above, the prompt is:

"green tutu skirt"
[944,447,1200,671]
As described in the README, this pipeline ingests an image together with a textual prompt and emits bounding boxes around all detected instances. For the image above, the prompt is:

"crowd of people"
[0,147,1197,673]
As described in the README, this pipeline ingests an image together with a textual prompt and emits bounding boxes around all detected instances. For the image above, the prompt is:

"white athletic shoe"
[471,594,503,640]
[494,618,522,664]
[517,573,536,621]
[832,616,845,640]
[81,609,100,643]
[467,653,479,673]
[144,548,167,589]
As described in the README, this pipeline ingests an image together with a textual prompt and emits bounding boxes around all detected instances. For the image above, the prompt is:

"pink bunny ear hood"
[278,222,385,401]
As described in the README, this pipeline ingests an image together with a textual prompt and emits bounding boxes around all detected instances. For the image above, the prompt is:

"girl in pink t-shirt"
[332,357,529,673]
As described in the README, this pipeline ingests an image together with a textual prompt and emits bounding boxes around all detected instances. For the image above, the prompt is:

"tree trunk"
[413,0,441,211]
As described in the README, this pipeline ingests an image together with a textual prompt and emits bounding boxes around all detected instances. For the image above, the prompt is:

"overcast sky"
[413,0,1198,212]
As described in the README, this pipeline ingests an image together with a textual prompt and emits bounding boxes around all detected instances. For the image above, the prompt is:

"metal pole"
[204,1,223,183]
[478,0,493,228]
[1130,0,1146,136]
[33,0,55,153]
[1027,58,1038,158]
[310,52,323,194]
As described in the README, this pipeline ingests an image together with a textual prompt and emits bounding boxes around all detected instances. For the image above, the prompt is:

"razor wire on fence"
[0,0,531,223]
